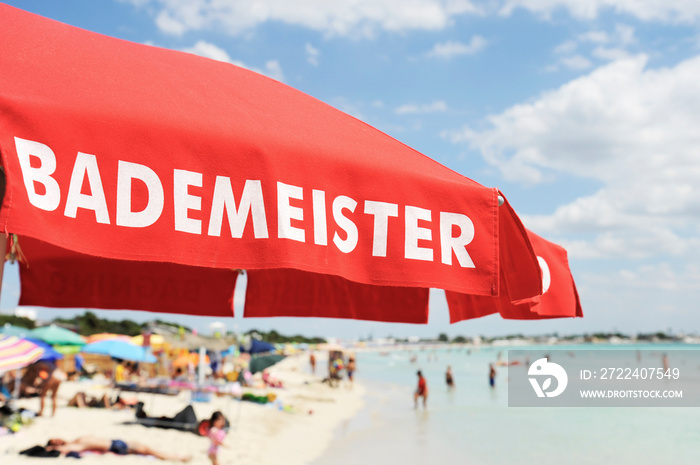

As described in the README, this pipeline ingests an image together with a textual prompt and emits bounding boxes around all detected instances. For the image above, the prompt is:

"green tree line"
[245,328,326,344]
[52,311,147,336]
[0,314,36,329]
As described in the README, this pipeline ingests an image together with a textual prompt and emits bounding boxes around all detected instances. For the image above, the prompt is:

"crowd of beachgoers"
[0,344,364,465]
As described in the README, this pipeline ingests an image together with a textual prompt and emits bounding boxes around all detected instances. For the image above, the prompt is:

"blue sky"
[2,0,700,340]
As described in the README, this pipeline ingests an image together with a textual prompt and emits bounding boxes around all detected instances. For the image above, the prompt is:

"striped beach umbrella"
[25,338,64,362]
[0,334,45,375]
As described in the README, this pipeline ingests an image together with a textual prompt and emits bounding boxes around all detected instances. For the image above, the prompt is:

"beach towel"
[19,445,60,458]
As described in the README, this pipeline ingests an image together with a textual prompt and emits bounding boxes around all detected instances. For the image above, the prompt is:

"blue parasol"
[82,340,157,363]
[240,339,276,355]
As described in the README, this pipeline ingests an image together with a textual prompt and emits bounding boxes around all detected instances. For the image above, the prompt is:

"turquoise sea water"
[312,344,700,465]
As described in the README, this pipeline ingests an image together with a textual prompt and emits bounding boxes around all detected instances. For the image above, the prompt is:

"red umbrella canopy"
[0,5,545,322]
[446,229,583,322]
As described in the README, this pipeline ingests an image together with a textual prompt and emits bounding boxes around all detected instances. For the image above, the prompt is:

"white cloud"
[427,36,488,58]
[550,24,636,71]
[305,43,320,66]
[560,54,593,70]
[591,46,631,61]
[554,40,577,54]
[155,10,188,35]
[582,263,700,293]
[579,30,609,44]
[587,24,637,61]
[395,100,448,115]
[262,60,285,82]
[133,0,700,38]
[499,0,700,23]
[182,40,234,62]
[578,24,636,47]
[614,24,637,46]
[447,54,700,258]
[182,41,285,81]
[139,0,482,37]
[571,262,700,333]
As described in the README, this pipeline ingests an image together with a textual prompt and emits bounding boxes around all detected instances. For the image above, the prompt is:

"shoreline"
[310,375,409,465]
[1,353,366,464]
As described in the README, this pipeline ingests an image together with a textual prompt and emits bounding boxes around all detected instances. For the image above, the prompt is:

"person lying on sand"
[45,435,191,462]
[67,392,134,410]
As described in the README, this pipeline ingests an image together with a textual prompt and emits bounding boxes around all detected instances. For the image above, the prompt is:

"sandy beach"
[1,353,365,464]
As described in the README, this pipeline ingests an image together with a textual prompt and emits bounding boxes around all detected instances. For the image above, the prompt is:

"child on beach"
[346,356,356,387]
[207,411,228,465]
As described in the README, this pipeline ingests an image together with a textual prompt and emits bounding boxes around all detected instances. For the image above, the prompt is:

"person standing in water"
[309,352,316,375]
[445,365,455,389]
[489,364,496,388]
[414,370,428,409]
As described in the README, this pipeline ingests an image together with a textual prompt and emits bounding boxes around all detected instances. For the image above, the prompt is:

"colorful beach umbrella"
[131,334,167,351]
[0,5,569,324]
[86,333,133,344]
[0,334,45,375]
[29,325,86,346]
[249,354,286,374]
[82,340,157,363]
[172,352,209,368]
[25,337,64,362]
[0,323,32,338]
[53,345,84,355]
[240,339,276,355]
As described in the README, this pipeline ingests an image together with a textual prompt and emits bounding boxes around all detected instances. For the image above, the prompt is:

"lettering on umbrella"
[14,136,478,268]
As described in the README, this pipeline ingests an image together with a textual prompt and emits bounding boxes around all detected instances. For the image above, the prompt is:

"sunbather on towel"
[45,436,191,462]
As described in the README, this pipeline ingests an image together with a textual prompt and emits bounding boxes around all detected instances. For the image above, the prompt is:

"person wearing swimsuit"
[207,411,228,465]
[45,436,191,461]
[445,365,455,389]
[414,370,428,409]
